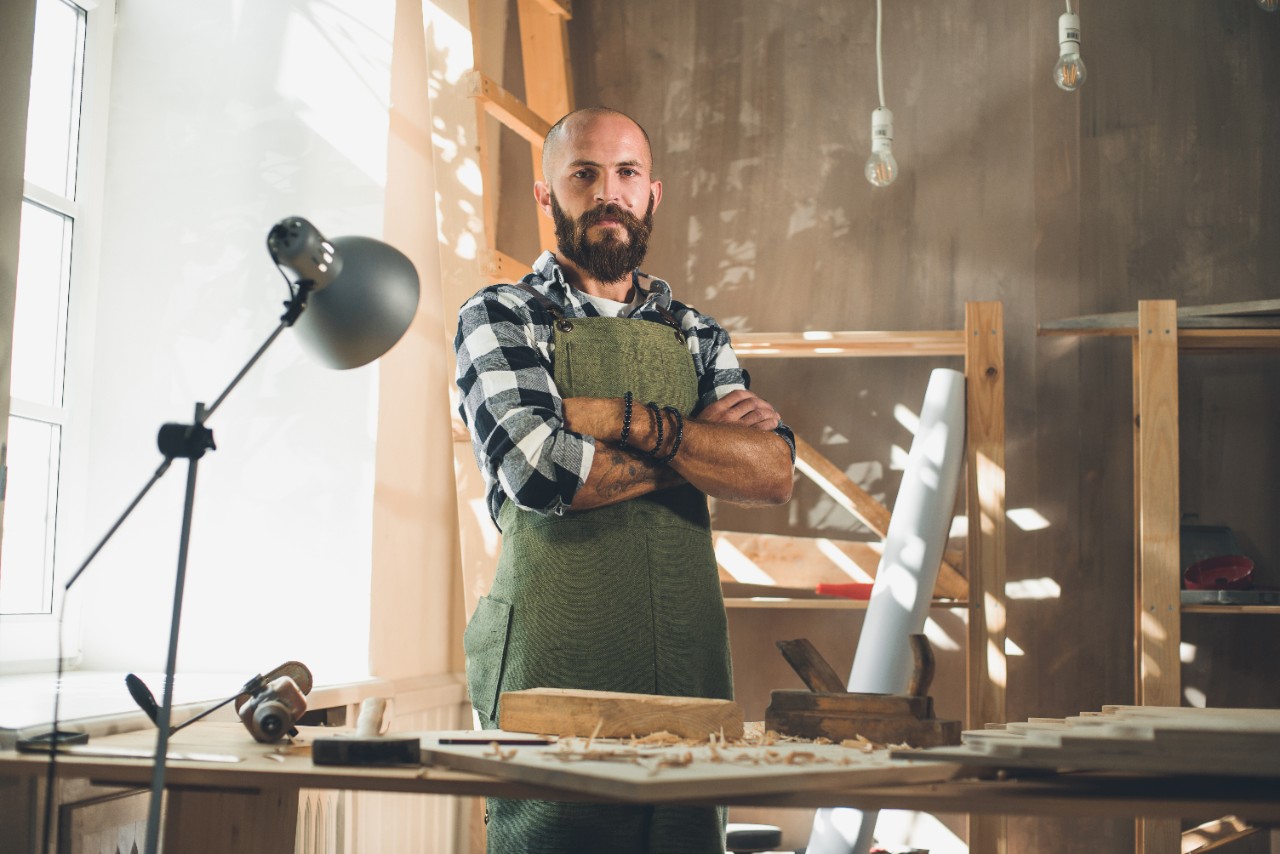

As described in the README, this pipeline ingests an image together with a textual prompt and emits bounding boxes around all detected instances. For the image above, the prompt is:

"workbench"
[2,720,1278,853]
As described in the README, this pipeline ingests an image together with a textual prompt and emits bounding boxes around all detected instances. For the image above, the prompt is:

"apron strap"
[508,281,564,320]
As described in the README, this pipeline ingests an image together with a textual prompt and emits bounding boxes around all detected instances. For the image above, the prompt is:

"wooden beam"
[793,437,968,599]
[517,0,572,253]
[464,69,552,148]
[479,248,531,283]
[1134,300,1181,708]
[734,330,966,359]
[1039,297,1280,334]
[530,0,572,18]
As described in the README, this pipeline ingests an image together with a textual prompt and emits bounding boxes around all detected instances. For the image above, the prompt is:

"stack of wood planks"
[891,705,1280,778]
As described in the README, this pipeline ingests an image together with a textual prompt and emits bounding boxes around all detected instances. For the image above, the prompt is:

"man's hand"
[697,389,782,431]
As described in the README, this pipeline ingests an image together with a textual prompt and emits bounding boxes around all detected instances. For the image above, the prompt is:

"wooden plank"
[792,437,969,599]
[964,302,1007,735]
[463,69,552,147]
[498,688,745,740]
[733,330,966,358]
[1038,298,1280,334]
[517,0,572,253]
[420,734,963,803]
[1134,301,1181,709]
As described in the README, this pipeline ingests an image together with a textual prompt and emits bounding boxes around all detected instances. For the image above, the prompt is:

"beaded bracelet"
[657,406,684,464]
[645,402,664,458]
[619,391,634,447]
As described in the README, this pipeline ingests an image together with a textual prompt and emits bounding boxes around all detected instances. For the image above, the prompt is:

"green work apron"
[463,305,732,854]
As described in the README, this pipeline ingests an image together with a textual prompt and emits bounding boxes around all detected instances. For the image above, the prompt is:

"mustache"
[577,203,644,231]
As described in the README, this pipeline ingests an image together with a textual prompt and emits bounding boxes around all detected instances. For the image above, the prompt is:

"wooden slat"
[464,69,552,147]
[963,302,1006,736]
[734,330,966,358]
[1134,300,1181,709]
[792,437,969,599]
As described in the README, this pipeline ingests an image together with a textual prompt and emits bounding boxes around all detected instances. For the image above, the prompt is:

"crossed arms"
[564,389,794,510]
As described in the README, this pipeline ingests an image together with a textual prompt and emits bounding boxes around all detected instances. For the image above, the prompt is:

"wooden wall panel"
[551,2,1280,852]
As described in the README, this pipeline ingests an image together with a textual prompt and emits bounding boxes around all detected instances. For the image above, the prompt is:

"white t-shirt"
[580,288,645,317]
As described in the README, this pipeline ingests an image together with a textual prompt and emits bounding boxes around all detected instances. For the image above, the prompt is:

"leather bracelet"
[619,391,634,447]
[645,402,664,458]
[657,406,684,464]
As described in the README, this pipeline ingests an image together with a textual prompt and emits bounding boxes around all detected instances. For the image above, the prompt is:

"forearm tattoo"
[593,445,681,498]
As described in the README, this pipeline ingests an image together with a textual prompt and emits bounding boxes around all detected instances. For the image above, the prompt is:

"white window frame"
[1,0,115,672]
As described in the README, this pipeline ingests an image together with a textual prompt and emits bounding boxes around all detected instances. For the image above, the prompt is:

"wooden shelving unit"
[732,302,1008,738]
[1040,298,1280,854]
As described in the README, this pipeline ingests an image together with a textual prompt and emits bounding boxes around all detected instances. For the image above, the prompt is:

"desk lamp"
[41,217,420,854]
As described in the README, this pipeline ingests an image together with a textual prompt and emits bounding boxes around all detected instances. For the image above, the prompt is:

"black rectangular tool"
[312,736,420,767]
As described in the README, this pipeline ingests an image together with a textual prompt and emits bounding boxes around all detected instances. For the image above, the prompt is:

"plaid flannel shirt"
[454,251,796,527]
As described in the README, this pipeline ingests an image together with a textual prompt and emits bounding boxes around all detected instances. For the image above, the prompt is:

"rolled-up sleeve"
[455,290,595,521]
[689,315,797,463]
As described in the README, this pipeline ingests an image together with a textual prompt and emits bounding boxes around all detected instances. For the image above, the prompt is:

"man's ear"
[534,181,553,218]
[650,179,663,211]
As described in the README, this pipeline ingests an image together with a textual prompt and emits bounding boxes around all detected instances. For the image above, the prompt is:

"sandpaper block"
[312,735,421,766]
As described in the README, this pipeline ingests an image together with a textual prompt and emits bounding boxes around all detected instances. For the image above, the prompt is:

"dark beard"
[550,193,654,284]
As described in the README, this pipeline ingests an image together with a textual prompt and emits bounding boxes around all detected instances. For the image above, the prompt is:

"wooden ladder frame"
[466,0,573,281]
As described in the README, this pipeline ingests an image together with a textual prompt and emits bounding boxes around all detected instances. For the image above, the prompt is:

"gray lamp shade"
[293,235,420,369]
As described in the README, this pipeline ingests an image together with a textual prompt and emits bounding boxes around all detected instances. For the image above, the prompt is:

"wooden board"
[420,731,964,802]
[499,688,745,740]
[892,706,1280,778]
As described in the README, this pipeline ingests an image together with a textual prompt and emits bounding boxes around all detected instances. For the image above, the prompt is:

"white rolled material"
[848,367,966,693]
[808,367,967,854]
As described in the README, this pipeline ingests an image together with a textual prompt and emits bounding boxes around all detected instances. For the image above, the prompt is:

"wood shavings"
[585,718,603,750]
[486,742,518,761]
[631,730,682,746]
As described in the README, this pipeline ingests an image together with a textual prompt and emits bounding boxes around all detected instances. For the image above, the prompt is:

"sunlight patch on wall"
[1180,642,1197,664]
[1183,686,1207,708]
[1005,637,1024,656]
[1005,577,1061,600]
[1007,506,1050,531]
[922,617,959,652]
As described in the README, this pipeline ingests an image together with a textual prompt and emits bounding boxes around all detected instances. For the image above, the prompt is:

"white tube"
[808,367,967,854]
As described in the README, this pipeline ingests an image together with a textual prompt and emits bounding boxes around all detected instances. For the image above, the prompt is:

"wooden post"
[1134,300,1182,854]
[964,301,1007,854]
[517,0,573,253]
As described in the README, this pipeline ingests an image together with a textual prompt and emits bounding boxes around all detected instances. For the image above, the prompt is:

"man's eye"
[620,168,639,178]
[572,169,593,180]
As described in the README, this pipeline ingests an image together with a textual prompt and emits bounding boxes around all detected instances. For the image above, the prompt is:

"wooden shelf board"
[1039,326,1280,350]
[1181,604,1280,615]
[724,597,968,611]
[733,331,966,358]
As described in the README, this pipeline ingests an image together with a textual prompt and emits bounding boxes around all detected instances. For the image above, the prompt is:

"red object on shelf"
[815,582,875,600]
[1183,555,1254,590]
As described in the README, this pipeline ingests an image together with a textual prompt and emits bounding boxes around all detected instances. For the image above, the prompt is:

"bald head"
[541,107,654,180]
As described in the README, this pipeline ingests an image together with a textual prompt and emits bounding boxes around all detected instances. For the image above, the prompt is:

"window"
[1,0,95,625]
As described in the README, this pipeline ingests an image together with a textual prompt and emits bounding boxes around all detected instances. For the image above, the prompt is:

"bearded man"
[453,107,795,853]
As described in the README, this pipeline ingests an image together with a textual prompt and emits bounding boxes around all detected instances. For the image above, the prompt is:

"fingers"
[698,389,781,431]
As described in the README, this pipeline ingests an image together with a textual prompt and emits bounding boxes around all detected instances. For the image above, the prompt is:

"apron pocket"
[463,595,513,723]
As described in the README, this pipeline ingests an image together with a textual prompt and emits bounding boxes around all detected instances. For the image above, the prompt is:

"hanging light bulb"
[864,0,897,187]
[1053,11,1087,91]
[1259,0,1279,12]
[865,107,898,187]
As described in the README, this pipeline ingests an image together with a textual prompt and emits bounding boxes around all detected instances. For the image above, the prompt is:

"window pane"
[10,201,72,408]
[0,416,62,615]
[24,0,86,198]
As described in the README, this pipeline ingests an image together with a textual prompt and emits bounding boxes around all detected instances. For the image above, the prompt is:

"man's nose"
[594,175,621,204]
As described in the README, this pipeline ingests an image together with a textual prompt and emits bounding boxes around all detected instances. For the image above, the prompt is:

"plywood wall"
[463,2,1280,851]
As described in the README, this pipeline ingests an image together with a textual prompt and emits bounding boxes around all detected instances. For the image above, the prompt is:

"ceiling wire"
[875,0,886,108]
